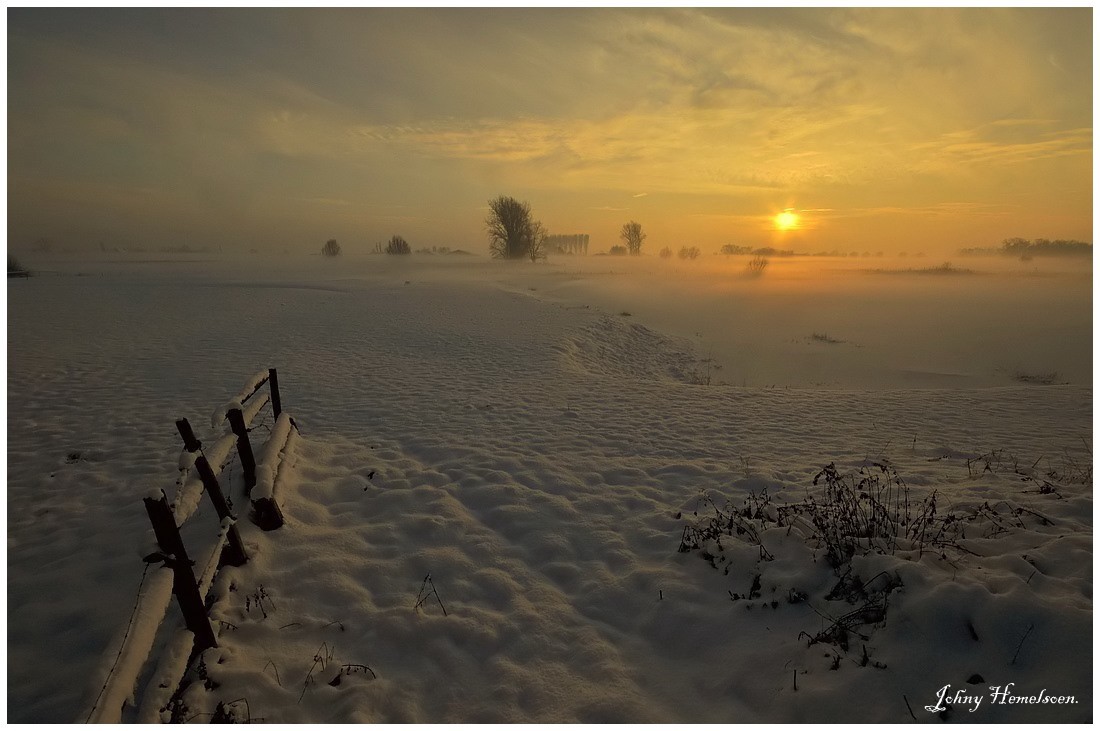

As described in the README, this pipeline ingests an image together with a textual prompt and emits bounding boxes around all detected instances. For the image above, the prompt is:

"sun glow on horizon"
[774,210,800,231]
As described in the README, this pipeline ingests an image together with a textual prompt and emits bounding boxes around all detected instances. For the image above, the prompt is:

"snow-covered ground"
[6,252,1092,722]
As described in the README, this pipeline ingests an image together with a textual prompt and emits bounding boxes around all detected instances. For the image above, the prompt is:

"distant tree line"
[720,244,796,257]
[960,238,1092,258]
[485,196,657,262]
[546,234,589,255]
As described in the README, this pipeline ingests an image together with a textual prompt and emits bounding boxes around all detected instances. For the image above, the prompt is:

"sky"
[6,7,1094,255]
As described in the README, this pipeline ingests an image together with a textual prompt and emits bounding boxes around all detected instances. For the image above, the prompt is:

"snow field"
[6,255,1092,722]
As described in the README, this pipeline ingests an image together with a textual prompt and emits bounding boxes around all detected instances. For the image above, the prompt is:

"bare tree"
[385,235,411,255]
[322,238,341,257]
[620,221,646,256]
[487,196,545,260]
[527,220,548,262]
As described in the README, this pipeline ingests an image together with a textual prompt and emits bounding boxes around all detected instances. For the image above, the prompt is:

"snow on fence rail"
[85,368,298,723]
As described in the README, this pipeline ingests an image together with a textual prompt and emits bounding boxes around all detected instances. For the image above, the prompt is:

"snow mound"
[560,315,703,384]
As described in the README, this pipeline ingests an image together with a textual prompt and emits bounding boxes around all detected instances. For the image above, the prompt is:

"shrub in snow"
[679,463,950,572]
[746,256,769,275]
[321,239,341,257]
[676,458,1073,666]
[386,235,411,255]
[8,254,28,276]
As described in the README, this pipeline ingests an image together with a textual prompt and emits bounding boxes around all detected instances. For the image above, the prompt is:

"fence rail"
[86,368,297,723]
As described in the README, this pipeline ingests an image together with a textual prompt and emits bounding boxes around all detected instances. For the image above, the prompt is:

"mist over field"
[18,248,1091,390]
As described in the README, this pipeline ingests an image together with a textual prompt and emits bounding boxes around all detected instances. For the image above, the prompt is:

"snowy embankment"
[6,255,1092,722]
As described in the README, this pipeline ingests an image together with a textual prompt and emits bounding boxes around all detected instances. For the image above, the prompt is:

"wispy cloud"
[6,7,1092,252]
[833,202,1013,219]
[910,124,1091,173]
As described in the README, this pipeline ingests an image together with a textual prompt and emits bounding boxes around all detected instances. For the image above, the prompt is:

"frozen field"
[6,252,1092,722]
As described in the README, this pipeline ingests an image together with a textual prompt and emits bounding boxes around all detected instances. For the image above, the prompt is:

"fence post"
[252,494,285,532]
[143,493,218,652]
[268,368,282,418]
[194,456,249,566]
[175,418,201,453]
[226,408,257,492]
[176,417,248,564]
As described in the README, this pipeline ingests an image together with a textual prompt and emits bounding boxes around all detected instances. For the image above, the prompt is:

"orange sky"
[7,8,1093,255]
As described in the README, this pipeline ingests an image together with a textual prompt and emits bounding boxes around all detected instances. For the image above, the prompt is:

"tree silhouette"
[527,220,548,262]
[486,196,545,260]
[322,239,341,257]
[620,221,646,256]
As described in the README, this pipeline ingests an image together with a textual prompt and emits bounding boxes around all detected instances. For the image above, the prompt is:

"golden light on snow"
[774,210,799,231]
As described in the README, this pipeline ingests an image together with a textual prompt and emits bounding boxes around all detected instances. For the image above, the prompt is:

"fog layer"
[22,251,1091,389]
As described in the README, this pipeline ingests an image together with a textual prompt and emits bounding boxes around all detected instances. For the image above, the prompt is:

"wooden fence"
[85,368,299,723]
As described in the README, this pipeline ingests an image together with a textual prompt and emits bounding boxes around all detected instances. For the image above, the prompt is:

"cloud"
[830,202,1013,219]
[910,124,1091,173]
[7,8,1092,252]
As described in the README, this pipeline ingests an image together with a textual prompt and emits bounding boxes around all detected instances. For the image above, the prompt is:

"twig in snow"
[263,660,282,687]
[329,663,378,686]
[299,642,336,703]
[414,573,448,616]
[1010,623,1035,665]
[246,585,276,618]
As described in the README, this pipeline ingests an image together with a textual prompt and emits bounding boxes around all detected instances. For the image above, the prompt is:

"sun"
[774,210,799,231]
